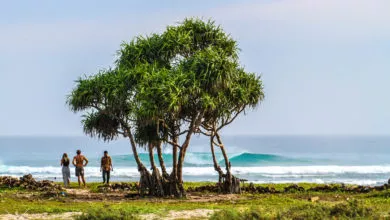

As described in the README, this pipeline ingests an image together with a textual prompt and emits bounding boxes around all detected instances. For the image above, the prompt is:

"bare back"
[73,155,87,168]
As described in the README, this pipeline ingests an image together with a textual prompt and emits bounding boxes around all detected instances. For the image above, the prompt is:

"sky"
[0,0,389,136]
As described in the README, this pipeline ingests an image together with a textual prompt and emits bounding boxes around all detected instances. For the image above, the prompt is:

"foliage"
[329,199,373,218]
[67,18,264,196]
[279,204,329,220]
[68,17,263,145]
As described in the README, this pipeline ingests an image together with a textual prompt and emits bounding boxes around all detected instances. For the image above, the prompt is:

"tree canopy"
[67,18,264,196]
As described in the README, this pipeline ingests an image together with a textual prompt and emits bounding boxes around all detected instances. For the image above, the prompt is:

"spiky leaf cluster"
[67,18,264,146]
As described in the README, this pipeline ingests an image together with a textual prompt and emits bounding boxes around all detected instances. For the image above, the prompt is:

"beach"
[2,135,390,218]
[1,135,390,185]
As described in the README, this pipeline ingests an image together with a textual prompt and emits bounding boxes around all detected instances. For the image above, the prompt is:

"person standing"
[72,149,88,188]
[100,150,113,185]
[60,153,71,188]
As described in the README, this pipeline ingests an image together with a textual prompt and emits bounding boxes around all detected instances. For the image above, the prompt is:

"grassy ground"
[1,182,390,219]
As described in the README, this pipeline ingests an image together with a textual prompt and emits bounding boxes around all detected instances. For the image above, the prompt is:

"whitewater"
[1,136,390,185]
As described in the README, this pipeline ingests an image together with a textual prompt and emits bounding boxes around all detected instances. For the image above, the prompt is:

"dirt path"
[0,209,215,220]
[0,189,233,219]
[65,188,90,195]
[140,209,216,220]
[0,212,82,220]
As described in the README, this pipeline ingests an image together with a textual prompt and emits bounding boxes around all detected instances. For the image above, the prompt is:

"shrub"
[330,199,372,218]
[278,200,373,220]
[279,204,329,220]
[209,208,264,220]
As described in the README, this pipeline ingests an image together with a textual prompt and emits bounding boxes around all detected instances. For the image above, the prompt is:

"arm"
[100,158,103,171]
[83,156,89,167]
[72,157,76,166]
[110,157,113,171]
[60,159,63,166]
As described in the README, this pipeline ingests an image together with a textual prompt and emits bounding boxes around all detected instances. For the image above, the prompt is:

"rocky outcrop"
[0,174,62,192]
[97,183,139,193]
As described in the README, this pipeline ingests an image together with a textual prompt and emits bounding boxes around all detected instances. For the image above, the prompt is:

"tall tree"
[68,18,264,197]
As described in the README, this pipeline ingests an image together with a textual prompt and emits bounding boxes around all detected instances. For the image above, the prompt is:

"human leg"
[102,170,106,184]
[76,167,81,187]
[62,168,68,187]
[106,170,110,184]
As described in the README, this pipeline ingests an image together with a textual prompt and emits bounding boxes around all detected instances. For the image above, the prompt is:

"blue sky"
[0,0,389,136]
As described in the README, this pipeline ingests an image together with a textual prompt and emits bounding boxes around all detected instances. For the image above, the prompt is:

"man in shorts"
[100,150,113,185]
[72,149,89,188]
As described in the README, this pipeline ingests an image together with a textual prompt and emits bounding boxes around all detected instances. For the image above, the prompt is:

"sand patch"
[0,212,82,220]
[65,188,90,195]
[140,209,215,220]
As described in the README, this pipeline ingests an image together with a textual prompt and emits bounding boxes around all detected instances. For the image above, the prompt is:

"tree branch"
[216,106,245,132]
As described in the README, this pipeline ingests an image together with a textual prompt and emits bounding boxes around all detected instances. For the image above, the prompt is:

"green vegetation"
[67,17,264,197]
[211,200,374,220]
[1,183,390,219]
[76,209,140,220]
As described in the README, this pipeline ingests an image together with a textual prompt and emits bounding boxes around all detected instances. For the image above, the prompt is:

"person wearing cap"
[100,150,113,185]
[72,149,88,188]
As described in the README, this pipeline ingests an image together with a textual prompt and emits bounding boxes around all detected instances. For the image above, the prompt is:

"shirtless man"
[72,149,89,188]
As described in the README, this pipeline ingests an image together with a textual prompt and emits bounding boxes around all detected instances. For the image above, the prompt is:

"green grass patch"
[1,183,390,219]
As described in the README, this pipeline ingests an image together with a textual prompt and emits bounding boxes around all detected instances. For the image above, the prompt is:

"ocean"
[0,135,389,185]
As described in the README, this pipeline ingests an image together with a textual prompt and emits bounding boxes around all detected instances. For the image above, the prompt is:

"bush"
[279,204,329,220]
[209,208,264,220]
[330,199,372,218]
[75,209,140,220]
[278,200,373,220]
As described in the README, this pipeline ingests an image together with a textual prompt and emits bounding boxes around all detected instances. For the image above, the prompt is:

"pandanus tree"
[67,18,264,197]
[200,70,264,193]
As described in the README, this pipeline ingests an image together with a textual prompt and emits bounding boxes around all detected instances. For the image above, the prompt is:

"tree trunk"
[156,141,169,178]
[210,135,224,193]
[127,129,152,196]
[176,113,205,196]
[215,132,241,194]
[148,142,164,197]
[124,127,181,197]
[169,136,181,197]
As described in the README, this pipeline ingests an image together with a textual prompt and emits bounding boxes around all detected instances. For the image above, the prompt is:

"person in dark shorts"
[100,150,113,185]
[72,150,88,188]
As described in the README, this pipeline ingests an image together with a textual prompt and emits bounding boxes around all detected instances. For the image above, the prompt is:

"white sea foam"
[249,179,382,185]
[230,165,390,175]
[3,165,390,176]
[1,165,390,185]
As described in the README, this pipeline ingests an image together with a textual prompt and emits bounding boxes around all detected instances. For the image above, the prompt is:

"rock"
[1,174,62,192]
[374,185,386,191]
[284,184,305,193]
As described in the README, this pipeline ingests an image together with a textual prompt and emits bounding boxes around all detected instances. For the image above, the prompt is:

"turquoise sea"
[0,135,389,185]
